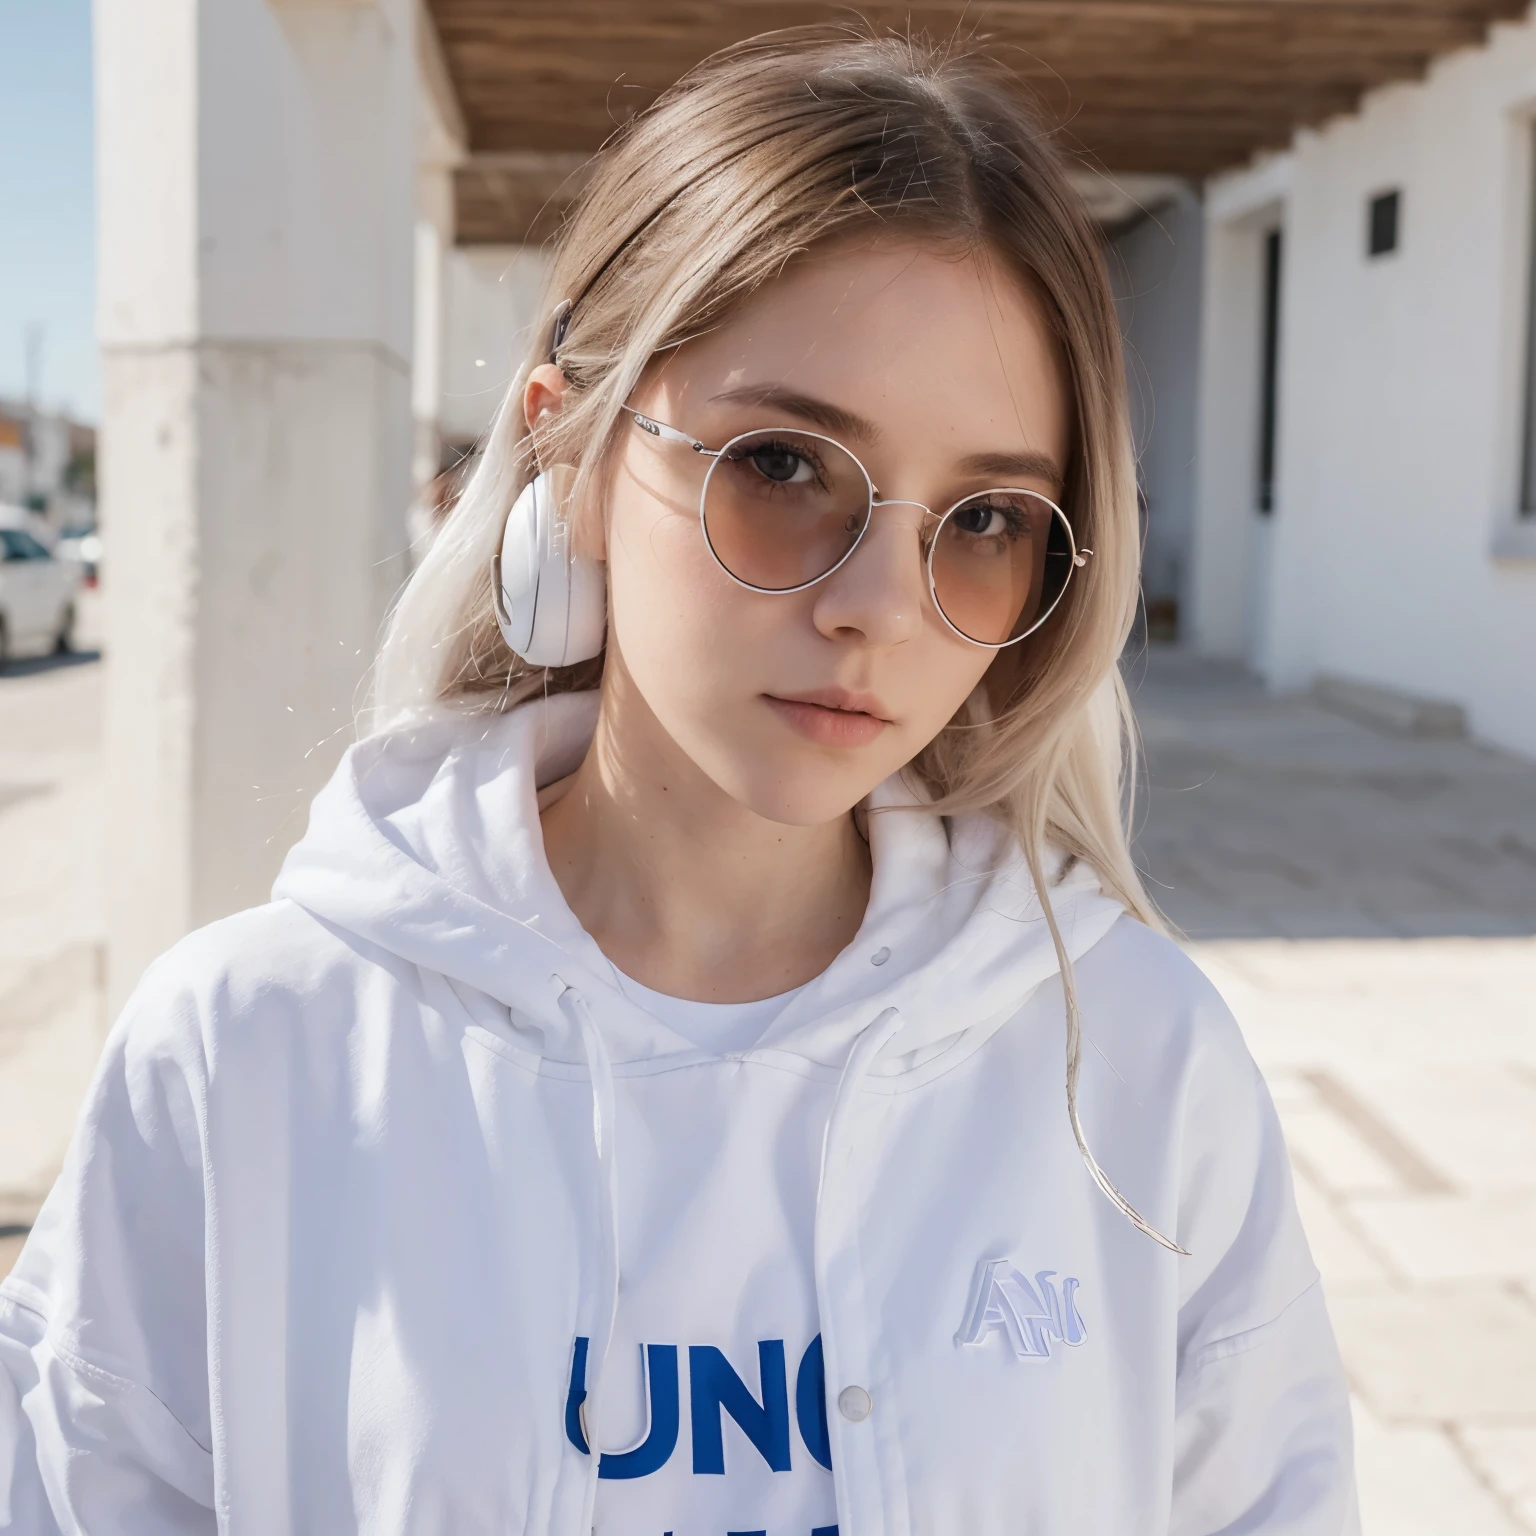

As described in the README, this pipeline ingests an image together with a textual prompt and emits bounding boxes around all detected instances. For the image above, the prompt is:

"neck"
[539,659,872,1003]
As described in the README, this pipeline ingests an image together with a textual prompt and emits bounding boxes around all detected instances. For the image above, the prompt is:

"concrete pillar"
[412,9,466,496]
[96,0,418,1007]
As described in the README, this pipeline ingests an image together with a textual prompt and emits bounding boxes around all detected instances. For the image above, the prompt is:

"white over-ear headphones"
[491,469,607,667]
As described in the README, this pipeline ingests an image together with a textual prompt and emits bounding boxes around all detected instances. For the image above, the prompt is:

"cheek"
[896,625,996,735]
[605,469,752,696]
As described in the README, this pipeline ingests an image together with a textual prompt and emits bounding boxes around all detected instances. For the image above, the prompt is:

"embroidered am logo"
[955,1258,1088,1360]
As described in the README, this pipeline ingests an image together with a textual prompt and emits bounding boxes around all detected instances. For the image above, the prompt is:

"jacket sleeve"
[0,964,217,1533]
[1169,1001,1360,1536]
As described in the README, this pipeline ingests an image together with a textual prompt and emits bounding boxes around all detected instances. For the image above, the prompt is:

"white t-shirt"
[591,971,838,1536]
[612,970,806,1055]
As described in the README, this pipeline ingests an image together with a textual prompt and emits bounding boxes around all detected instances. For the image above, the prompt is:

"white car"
[0,525,81,669]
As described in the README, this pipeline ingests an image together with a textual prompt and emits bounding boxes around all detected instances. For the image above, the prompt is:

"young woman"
[0,31,1357,1536]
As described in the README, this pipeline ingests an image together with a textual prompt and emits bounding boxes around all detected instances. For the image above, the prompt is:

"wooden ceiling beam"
[438,24,1494,81]
[433,0,1517,54]
[430,0,1524,238]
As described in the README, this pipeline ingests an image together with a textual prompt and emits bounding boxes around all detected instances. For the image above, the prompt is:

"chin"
[734,780,871,827]
[656,691,918,826]
[703,742,893,828]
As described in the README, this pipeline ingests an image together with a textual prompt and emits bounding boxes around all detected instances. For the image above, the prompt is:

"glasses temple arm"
[629,411,719,457]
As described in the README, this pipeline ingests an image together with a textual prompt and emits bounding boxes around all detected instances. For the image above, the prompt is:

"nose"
[809,501,927,648]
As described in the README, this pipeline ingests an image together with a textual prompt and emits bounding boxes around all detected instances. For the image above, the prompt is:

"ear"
[524,361,571,437]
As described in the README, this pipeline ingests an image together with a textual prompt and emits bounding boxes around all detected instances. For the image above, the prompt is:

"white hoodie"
[0,691,1358,1535]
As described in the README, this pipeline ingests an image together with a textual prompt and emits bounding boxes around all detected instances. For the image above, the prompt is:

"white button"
[838,1385,873,1421]
[870,947,890,966]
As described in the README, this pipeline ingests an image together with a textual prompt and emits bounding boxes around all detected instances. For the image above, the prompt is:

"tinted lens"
[702,430,871,591]
[930,490,1072,645]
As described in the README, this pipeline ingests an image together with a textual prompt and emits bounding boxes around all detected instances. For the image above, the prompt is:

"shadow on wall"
[1128,647,1536,941]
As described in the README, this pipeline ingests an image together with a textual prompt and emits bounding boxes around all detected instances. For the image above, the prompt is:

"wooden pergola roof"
[430,1,1526,243]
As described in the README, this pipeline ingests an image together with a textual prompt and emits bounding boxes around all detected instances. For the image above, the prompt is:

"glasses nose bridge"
[869,494,936,521]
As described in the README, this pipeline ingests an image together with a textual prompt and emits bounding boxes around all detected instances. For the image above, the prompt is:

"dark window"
[1368,190,1400,257]
[1257,228,1283,515]
[1521,131,1536,518]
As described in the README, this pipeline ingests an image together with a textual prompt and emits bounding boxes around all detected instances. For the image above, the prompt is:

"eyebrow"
[708,384,880,443]
[708,383,1065,492]
[957,449,1066,494]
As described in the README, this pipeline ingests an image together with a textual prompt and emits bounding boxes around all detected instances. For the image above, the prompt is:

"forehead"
[653,237,1071,463]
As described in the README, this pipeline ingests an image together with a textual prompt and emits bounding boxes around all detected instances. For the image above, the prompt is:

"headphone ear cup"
[493,471,607,667]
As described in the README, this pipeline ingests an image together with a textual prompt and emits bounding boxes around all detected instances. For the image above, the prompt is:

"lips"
[762,689,892,748]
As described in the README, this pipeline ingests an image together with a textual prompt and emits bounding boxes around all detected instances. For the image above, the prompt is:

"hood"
[273,691,1128,1072]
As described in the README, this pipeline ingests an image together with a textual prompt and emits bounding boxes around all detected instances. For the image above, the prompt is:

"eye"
[745,443,816,485]
[949,498,1021,538]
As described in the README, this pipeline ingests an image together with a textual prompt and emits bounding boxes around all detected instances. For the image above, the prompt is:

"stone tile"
[1132,648,1536,944]
[1263,1068,1315,1112]
[0,669,104,1005]
[1330,1285,1536,1420]
[0,664,109,1229]
[1189,936,1536,1005]
[1349,1193,1536,1285]
[1352,1398,1528,1536]
[1276,1096,1414,1199]
[1459,1425,1536,1533]
[0,1230,25,1284]
[0,976,101,1210]
[1184,939,1536,1086]
[1290,1167,1397,1292]
[1336,1065,1536,1190]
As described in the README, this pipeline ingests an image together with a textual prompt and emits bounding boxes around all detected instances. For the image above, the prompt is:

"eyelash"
[730,439,830,487]
[952,497,1029,535]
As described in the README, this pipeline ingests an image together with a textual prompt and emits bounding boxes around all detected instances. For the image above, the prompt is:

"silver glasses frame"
[629,409,1088,649]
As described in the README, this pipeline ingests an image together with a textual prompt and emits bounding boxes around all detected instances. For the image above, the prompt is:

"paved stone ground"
[1131,649,1536,1535]
[1129,647,1536,941]
[1,637,1533,1530]
[0,591,105,1277]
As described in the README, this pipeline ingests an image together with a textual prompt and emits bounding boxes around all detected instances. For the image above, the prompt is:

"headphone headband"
[549,299,574,362]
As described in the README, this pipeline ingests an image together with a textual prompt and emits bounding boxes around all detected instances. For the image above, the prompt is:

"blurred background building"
[0,400,95,533]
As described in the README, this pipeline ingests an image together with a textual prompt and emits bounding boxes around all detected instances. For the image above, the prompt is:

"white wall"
[411,9,466,487]
[1111,189,1205,622]
[1193,10,1536,757]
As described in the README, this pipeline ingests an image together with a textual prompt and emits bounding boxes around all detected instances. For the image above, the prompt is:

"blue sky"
[0,0,96,421]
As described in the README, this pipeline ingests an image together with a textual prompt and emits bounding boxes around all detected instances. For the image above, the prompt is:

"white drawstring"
[557,981,622,1455]
[817,1007,905,1208]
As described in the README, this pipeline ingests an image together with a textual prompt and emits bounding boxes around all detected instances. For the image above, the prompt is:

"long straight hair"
[374,28,1178,1249]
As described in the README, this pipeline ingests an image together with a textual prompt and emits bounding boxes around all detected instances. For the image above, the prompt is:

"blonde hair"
[375,28,1178,1249]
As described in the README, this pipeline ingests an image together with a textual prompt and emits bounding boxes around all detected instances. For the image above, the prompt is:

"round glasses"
[631,411,1086,648]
